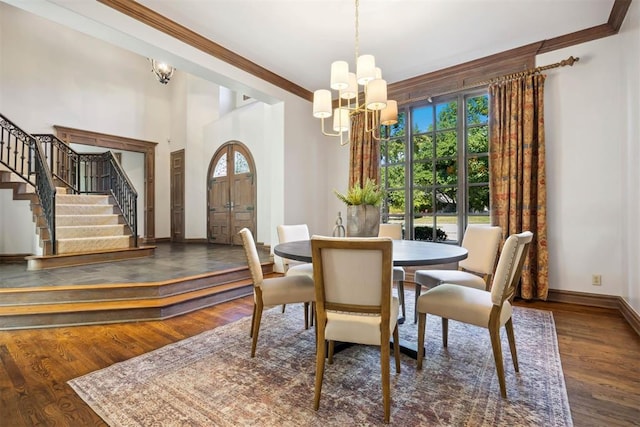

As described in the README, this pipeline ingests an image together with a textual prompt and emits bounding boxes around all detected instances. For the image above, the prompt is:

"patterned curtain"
[348,112,380,187]
[489,74,549,300]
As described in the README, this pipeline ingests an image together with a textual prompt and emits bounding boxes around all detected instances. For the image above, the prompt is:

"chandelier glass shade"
[149,59,175,84]
[312,0,398,145]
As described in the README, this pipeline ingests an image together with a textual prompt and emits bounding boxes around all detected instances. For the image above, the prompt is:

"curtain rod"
[398,55,579,106]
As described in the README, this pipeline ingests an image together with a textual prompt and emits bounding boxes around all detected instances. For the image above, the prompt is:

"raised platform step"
[0,263,275,330]
[26,246,155,270]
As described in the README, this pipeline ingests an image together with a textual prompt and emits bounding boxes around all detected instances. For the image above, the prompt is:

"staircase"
[0,113,152,269]
[55,191,132,254]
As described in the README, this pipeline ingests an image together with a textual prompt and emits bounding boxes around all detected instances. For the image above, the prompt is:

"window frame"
[380,88,489,244]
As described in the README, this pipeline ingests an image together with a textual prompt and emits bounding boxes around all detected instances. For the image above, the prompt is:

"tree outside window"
[380,91,489,243]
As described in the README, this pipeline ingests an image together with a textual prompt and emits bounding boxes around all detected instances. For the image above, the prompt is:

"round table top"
[274,239,468,267]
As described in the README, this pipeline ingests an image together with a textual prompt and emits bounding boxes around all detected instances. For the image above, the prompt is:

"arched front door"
[207,142,256,245]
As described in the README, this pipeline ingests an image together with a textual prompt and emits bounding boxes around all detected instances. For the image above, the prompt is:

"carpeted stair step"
[56,193,109,205]
[57,235,131,254]
[56,224,126,239]
[56,203,115,215]
[56,214,121,226]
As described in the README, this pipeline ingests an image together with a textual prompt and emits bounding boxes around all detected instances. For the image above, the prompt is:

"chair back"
[378,223,403,240]
[277,224,311,270]
[311,236,393,316]
[490,231,534,306]
[277,224,310,243]
[239,228,263,288]
[459,224,502,275]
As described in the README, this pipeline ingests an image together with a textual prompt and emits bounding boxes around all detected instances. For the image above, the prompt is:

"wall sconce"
[149,59,175,84]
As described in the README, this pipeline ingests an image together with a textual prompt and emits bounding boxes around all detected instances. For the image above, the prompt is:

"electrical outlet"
[592,274,602,286]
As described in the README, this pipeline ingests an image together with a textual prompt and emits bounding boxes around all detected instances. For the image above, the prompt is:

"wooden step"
[0,263,275,330]
[25,246,155,270]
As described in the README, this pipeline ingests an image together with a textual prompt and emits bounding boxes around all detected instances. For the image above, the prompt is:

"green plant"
[334,178,383,207]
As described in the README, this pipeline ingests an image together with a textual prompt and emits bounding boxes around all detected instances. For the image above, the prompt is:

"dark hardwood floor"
[0,293,638,426]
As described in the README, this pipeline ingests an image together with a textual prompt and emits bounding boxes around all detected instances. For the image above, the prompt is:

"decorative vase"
[346,204,380,237]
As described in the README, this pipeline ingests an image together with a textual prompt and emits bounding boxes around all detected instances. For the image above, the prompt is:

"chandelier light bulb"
[366,78,388,111]
[380,100,398,126]
[340,73,358,100]
[313,89,333,118]
[357,54,376,85]
[333,108,350,132]
[330,61,350,90]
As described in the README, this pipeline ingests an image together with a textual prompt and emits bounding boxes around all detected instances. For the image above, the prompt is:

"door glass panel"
[435,187,457,213]
[234,151,250,174]
[466,95,489,125]
[436,159,457,185]
[385,189,405,221]
[468,127,489,153]
[413,134,433,160]
[436,130,457,156]
[213,154,227,177]
[413,161,433,187]
[436,101,457,130]
[412,105,434,133]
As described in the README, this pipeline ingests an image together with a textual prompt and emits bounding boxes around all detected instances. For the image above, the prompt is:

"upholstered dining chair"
[311,235,401,424]
[277,224,314,321]
[277,224,314,278]
[239,228,315,357]
[413,224,502,322]
[378,223,406,323]
[416,231,533,398]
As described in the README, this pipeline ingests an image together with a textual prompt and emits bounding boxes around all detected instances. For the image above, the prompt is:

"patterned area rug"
[69,303,572,426]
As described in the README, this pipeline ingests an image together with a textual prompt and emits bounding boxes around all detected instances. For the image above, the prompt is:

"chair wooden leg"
[314,332,326,411]
[489,324,507,398]
[505,318,519,372]
[414,284,422,323]
[281,304,286,313]
[309,302,315,327]
[328,340,335,364]
[249,303,256,338]
[251,302,264,357]
[304,302,309,329]
[442,318,449,348]
[381,325,391,423]
[393,324,401,373]
[417,312,426,370]
[398,280,406,321]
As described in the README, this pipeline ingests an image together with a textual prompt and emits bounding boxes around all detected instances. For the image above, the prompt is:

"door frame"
[206,141,257,245]
[55,125,157,243]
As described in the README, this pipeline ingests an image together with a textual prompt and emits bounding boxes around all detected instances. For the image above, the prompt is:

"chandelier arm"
[320,117,342,137]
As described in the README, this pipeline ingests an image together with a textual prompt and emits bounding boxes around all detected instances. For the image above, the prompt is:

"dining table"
[273,238,468,359]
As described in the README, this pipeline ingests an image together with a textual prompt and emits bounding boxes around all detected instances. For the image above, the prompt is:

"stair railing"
[33,134,79,194]
[35,134,138,248]
[1,115,57,254]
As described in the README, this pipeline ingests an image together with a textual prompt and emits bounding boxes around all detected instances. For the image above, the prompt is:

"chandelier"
[149,59,175,84]
[312,0,398,146]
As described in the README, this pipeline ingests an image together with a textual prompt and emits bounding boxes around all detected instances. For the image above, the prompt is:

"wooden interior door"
[208,142,256,245]
[170,150,185,242]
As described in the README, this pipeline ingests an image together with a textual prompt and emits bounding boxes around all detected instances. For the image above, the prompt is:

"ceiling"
[133,0,617,93]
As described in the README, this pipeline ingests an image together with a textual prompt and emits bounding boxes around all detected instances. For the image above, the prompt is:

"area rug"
[69,302,572,426]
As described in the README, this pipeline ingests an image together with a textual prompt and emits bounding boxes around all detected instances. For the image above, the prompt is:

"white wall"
[0,3,173,249]
[184,74,219,239]
[538,0,639,313]
[0,190,35,254]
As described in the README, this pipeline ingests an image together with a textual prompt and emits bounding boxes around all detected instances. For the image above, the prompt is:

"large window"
[380,91,489,243]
